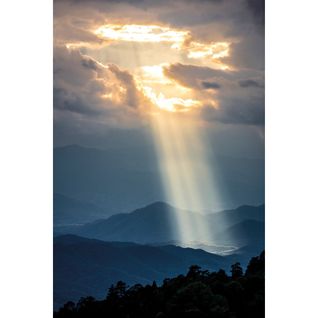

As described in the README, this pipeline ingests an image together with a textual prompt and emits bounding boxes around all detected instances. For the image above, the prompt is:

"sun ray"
[149,111,224,245]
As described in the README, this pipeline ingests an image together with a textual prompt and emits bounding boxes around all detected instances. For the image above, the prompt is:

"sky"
[53,0,265,212]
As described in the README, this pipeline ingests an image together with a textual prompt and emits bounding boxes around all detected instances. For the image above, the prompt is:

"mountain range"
[55,202,264,249]
[54,201,264,310]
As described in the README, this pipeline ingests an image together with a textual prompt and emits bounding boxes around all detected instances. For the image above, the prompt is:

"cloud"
[107,64,142,109]
[54,46,150,127]
[163,63,264,125]
[239,79,262,88]
[54,47,107,115]
[201,81,221,89]
[53,0,265,149]
[201,97,264,126]
[54,0,264,71]
[245,0,265,29]
[163,63,229,89]
[54,87,102,116]
[81,58,99,71]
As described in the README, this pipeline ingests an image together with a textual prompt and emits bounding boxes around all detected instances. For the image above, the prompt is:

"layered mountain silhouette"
[54,193,109,226]
[207,204,265,224]
[55,202,264,249]
[216,220,264,245]
[54,201,264,309]
[55,202,192,243]
[54,234,252,309]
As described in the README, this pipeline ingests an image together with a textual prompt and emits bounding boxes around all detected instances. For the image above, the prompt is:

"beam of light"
[135,63,228,246]
[139,65,171,84]
[131,61,225,244]
[150,111,224,245]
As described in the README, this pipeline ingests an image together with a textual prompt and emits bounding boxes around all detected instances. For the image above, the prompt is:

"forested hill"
[54,251,265,318]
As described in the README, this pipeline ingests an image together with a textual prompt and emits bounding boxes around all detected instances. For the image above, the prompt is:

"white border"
[0,0,53,317]
[1,0,318,317]
[266,0,318,316]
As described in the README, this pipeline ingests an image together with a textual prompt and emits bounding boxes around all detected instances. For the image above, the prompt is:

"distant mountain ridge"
[207,204,264,224]
[54,193,111,226]
[55,202,264,250]
[215,219,265,245]
[55,202,186,243]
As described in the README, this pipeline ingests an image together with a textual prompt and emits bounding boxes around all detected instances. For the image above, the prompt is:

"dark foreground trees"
[54,251,265,318]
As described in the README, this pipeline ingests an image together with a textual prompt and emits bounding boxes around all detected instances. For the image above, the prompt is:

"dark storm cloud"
[245,0,265,27]
[54,0,264,71]
[108,64,140,108]
[201,97,264,126]
[54,47,107,115]
[164,63,264,125]
[54,0,223,5]
[53,0,264,150]
[239,79,262,88]
[201,81,221,89]
[53,46,149,128]
[163,63,229,89]
[81,58,99,71]
[54,87,103,116]
[165,63,225,78]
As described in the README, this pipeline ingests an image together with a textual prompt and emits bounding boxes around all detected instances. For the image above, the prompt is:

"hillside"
[54,235,247,309]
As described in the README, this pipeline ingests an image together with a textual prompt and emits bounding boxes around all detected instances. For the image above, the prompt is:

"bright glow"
[135,63,199,112]
[140,64,171,84]
[95,24,188,43]
[94,24,231,69]
[187,41,230,59]
[151,113,223,244]
[86,23,232,103]
[143,86,200,112]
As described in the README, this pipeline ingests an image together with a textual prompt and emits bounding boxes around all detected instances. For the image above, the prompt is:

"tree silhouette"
[231,262,243,279]
[54,251,265,318]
